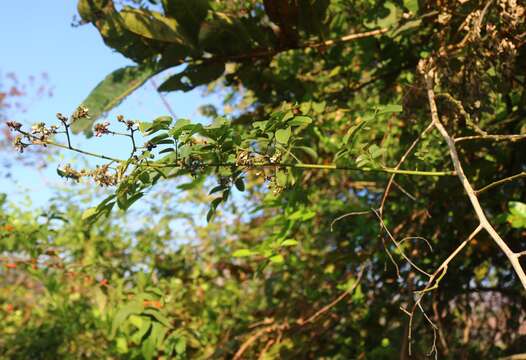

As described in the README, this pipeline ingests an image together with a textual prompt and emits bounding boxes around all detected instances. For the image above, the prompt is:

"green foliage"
[507,201,526,229]
[4,0,526,359]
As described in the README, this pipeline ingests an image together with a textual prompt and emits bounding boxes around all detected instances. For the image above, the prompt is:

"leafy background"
[1,0,526,359]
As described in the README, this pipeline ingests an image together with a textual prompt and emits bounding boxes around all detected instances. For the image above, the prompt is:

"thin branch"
[298,265,366,325]
[129,128,138,155]
[19,130,122,162]
[233,322,289,360]
[234,266,367,359]
[499,353,526,360]
[308,28,389,48]
[475,171,526,195]
[150,78,177,119]
[422,61,526,290]
[64,124,73,149]
[330,210,371,232]
[399,236,434,252]
[379,122,434,216]
[407,225,483,357]
[437,92,487,136]
[392,180,417,202]
[373,208,432,278]
[157,161,455,177]
[455,134,526,143]
[219,28,389,63]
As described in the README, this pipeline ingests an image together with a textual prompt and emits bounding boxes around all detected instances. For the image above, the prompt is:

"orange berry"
[5,263,17,269]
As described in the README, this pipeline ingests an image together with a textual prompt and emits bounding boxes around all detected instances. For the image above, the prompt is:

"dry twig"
[421,60,526,290]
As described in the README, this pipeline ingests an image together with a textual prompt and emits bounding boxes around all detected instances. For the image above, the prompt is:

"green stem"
[145,162,455,177]
[20,130,122,163]
[47,140,122,162]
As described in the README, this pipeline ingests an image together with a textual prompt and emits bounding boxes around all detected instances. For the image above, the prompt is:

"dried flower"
[13,135,27,153]
[94,121,110,137]
[90,164,117,187]
[58,164,84,181]
[6,121,22,131]
[71,106,90,122]
[117,115,135,130]
[30,122,56,141]
[125,120,135,130]
[56,112,68,124]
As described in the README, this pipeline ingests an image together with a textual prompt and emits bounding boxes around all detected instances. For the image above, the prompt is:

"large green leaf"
[77,0,111,22]
[162,0,210,42]
[198,16,255,56]
[158,62,224,92]
[72,64,161,135]
[119,8,188,44]
[78,0,160,62]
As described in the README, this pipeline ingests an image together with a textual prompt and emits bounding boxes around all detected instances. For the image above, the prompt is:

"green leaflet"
[111,301,144,337]
[161,0,210,43]
[119,8,188,44]
[158,62,225,92]
[275,126,292,144]
[403,0,419,14]
[508,201,526,228]
[72,64,161,136]
[77,0,112,22]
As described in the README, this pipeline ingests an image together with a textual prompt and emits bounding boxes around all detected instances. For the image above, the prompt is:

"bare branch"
[373,209,432,278]
[407,225,483,357]
[378,122,434,216]
[150,78,177,119]
[455,134,526,143]
[475,171,526,195]
[422,60,526,290]
[330,210,371,232]
[298,265,366,325]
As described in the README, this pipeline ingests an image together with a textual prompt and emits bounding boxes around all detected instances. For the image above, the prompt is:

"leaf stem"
[147,161,455,177]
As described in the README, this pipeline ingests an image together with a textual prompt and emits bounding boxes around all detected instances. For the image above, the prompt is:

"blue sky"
[1,2,219,208]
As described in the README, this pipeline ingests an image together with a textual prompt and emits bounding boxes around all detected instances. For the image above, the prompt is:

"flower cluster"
[31,122,58,141]
[6,121,22,131]
[71,105,90,122]
[499,0,525,27]
[94,121,110,137]
[117,114,135,130]
[57,164,118,187]
[56,112,68,125]
[59,164,85,181]
[7,121,59,152]
[13,135,27,153]
[91,164,118,187]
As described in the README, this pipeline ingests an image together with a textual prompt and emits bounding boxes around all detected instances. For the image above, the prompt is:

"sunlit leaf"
[72,64,161,135]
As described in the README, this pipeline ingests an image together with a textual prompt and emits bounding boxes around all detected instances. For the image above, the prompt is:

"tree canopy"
[2,0,526,359]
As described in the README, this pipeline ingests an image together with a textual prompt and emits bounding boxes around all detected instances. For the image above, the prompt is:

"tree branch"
[475,171,526,195]
[455,134,526,143]
[422,60,526,290]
